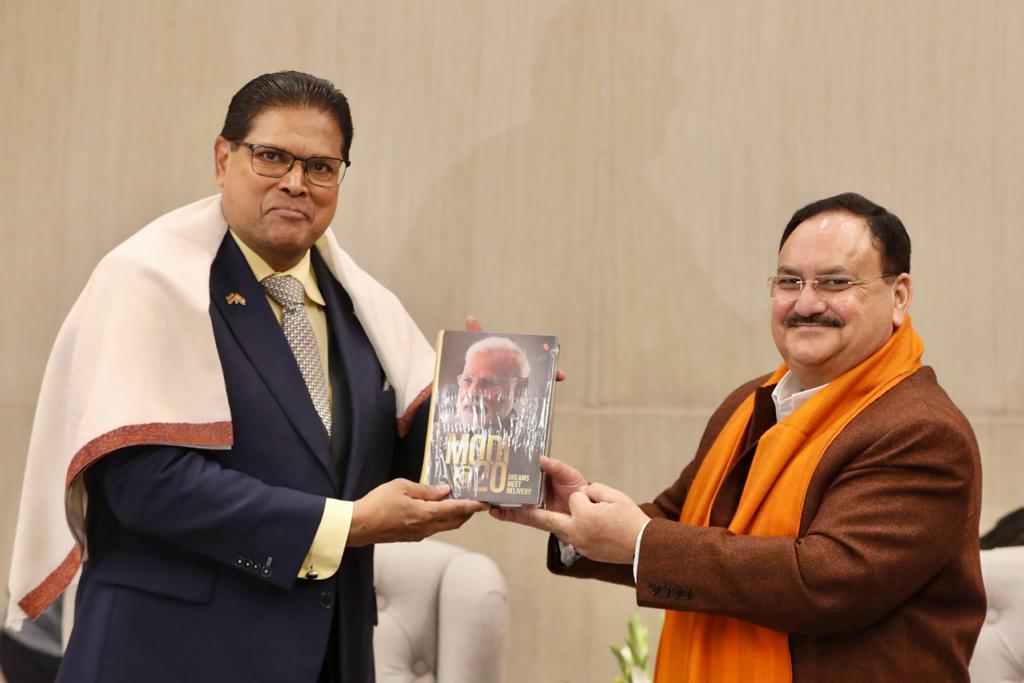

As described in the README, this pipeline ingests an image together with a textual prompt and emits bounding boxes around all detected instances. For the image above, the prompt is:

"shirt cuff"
[557,539,581,567]
[632,519,652,582]
[298,498,352,580]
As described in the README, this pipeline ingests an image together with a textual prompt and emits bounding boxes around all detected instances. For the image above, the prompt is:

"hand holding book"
[347,479,486,546]
[491,457,650,565]
[537,456,588,515]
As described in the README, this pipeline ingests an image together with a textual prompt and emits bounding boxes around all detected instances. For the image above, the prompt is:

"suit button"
[261,567,272,579]
[679,587,693,601]
[235,556,245,566]
[648,582,661,596]
[319,592,334,609]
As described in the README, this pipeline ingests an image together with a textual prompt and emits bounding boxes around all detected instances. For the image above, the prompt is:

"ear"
[214,136,231,188]
[891,273,912,327]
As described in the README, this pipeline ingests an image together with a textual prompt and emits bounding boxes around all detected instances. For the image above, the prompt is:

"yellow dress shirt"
[230,230,350,581]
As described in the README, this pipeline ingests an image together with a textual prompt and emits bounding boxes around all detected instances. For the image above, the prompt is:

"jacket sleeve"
[542,377,763,587]
[634,411,980,635]
[90,445,327,591]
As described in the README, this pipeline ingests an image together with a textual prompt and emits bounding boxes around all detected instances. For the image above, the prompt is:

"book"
[420,330,559,507]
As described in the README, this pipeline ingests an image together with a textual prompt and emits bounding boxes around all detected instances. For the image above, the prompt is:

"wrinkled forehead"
[462,349,522,378]
[246,105,346,157]
[777,210,882,272]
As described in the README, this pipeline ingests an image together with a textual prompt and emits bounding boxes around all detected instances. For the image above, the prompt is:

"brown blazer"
[550,366,985,681]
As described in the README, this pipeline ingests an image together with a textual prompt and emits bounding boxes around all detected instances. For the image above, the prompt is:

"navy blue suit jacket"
[58,235,427,683]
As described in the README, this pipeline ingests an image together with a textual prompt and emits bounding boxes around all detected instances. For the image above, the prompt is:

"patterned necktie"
[260,274,332,437]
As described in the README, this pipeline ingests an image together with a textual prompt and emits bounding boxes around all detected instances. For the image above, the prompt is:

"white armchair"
[970,546,1024,683]
[374,539,509,683]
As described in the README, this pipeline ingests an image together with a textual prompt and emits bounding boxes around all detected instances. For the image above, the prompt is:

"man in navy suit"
[51,71,485,683]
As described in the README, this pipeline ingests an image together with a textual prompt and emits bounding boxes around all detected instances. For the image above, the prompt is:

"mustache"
[784,313,844,328]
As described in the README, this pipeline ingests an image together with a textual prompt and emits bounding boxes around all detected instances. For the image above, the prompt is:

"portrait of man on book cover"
[455,336,531,432]
[422,331,558,507]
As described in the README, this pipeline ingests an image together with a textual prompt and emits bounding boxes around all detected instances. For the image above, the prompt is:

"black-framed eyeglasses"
[231,141,351,188]
[767,273,898,301]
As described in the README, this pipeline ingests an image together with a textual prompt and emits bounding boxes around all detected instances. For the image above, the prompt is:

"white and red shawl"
[6,194,434,628]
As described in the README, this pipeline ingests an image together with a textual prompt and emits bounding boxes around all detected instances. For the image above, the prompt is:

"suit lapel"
[210,235,336,484]
[312,249,383,500]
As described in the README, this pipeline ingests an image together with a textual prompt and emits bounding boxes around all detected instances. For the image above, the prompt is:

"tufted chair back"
[970,546,1024,683]
[373,539,509,683]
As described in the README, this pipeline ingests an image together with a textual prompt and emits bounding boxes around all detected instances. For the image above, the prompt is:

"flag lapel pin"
[226,292,247,306]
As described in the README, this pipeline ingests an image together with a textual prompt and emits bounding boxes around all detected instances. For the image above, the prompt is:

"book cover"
[420,330,559,507]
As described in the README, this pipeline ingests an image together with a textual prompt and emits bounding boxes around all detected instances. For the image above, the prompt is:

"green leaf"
[626,615,650,668]
[610,614,653,682]
[610,644,631,676]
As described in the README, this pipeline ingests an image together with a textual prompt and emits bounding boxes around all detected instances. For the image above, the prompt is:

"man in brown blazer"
[492,192,985,681]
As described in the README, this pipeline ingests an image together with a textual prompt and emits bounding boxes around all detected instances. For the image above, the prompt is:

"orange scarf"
[653,319,923,682]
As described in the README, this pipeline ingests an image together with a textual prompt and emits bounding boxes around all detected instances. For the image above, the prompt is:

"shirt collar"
[229,230,325,306]
[770,371,827,422]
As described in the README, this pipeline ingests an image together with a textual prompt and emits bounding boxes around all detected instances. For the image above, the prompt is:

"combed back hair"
[780,192,912,275]
[220,71,354,158]
[465,337,531,379]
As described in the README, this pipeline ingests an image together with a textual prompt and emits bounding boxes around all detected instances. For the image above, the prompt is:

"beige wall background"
[2,1,1021,681]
